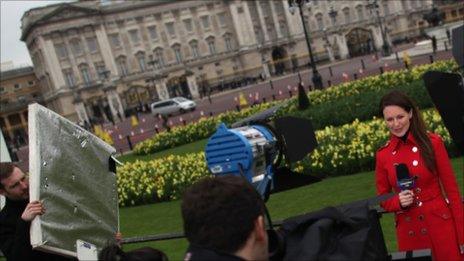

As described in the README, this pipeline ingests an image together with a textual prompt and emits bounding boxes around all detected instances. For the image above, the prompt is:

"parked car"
[150,97,196,116]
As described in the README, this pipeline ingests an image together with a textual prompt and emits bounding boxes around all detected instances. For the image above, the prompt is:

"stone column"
[336,34,349,59]
[282,0,303,37]
[106,88,125,121]
[228,1,257,47]
[38,36,66,90]
[269,0,283,39]
[95,24,118,79]
[262,62,271,79]
[19,113,27,129]
[186,74,200,99]
[74,100,90,124]
[2,116,13,140]
[256,1,270,42]
[370,26,383,51]
[325,44,335,62]
[156,78,170,100]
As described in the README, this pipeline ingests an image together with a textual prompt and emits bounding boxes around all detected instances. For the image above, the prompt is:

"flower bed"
[134,60,457,156]
[118,109,452,206]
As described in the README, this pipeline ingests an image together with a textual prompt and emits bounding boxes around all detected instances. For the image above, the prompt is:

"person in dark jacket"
[181,176,268,261]
[0,162,71,260]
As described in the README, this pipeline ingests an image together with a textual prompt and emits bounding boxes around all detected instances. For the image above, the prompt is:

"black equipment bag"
[277,196,391,261]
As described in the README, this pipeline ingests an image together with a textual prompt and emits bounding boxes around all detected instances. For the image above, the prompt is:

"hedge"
[133,60,458,156]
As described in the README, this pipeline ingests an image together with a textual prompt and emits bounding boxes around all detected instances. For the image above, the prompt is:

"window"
[343,8,351,24]
[136,52,147,72]
[109,34,121,48]
[166,22,176,37]
[94,62,107,79]
[79,65,92,86]
[154,48,165,68]
[383,2,389,16]
[86,37,99,53]
[70,39,83,56]
[316,14,324,30]
[224,35,233,51]
[129,29,140,43]
[14,83,21,89]
[206,37,216,54]
[330,12,337,26]
[183,19,193,32]
[217,13,226,27]
[0,87,4,94]
[401,1,408,10]
[63,69,76,88]
[147,26,158,40]
[356,5,364,21]
[190,41,200,58]
[173,44,183,63]
[201,15,210,29]
[54,43,68,58]
[28,81,34,86]
[116,57,129,76]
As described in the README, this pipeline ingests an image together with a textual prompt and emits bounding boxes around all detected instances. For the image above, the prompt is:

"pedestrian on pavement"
[431,36,437,53]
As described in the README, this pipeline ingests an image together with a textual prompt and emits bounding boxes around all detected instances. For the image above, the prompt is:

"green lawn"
[120,157,463,260]
[117,139,208,163]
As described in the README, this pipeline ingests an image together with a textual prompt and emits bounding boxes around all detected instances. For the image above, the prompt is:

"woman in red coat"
[375,90,463,260]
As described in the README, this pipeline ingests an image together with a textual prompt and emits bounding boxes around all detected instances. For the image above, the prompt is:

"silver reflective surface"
[29,104,118,257]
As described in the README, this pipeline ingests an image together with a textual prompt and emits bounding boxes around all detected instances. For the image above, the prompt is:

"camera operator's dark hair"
[181,175,266,254]
[0,162,18,189]
[99,244,168,261]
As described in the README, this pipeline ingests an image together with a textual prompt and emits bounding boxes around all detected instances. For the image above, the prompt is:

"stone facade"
[0,66,42,147]
[21,0,434,123]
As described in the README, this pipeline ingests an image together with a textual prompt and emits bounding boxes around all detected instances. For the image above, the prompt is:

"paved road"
[14,46,454,171]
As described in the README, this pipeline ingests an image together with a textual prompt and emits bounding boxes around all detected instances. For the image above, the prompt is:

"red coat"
[375,132,463,260]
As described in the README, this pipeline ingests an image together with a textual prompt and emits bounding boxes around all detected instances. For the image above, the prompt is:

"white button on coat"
[413,160,418,166]
[412,147,418,153]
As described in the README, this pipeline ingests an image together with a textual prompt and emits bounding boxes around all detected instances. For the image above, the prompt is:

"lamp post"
[288,0,323,90]
[366,0,391,57]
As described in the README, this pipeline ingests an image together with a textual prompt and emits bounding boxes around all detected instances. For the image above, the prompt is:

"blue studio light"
[205,123,277,197]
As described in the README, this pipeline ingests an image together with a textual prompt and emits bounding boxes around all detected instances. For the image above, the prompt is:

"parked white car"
[150,97,196,116]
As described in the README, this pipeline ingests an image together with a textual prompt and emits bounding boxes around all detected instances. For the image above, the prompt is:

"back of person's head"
[181,175,265,254]
[99,244,168,261]
[0,162,17,189]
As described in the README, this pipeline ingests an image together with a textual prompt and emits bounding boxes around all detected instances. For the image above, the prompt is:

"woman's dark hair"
[99,244,168,261]
[379,90,436,172]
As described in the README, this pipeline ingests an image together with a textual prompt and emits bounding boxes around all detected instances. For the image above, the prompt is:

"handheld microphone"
[396,163,415,191]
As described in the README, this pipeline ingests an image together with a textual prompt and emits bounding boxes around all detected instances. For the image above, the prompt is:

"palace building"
[21,0,436,123]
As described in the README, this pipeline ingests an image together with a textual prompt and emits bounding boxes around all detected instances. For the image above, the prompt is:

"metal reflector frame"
[28,103,119,258]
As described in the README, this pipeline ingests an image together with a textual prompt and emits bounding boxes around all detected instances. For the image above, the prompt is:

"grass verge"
[120,157,463,260]
[117,139,208,163]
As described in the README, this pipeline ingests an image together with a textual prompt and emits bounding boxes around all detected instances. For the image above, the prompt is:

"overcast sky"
[1,0,70,67]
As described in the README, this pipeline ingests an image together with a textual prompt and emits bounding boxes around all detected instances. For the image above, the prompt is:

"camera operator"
[0,162,72,260]
[181,175,269,261]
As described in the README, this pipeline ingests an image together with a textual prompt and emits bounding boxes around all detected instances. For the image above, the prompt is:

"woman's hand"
[398,190,414,208]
